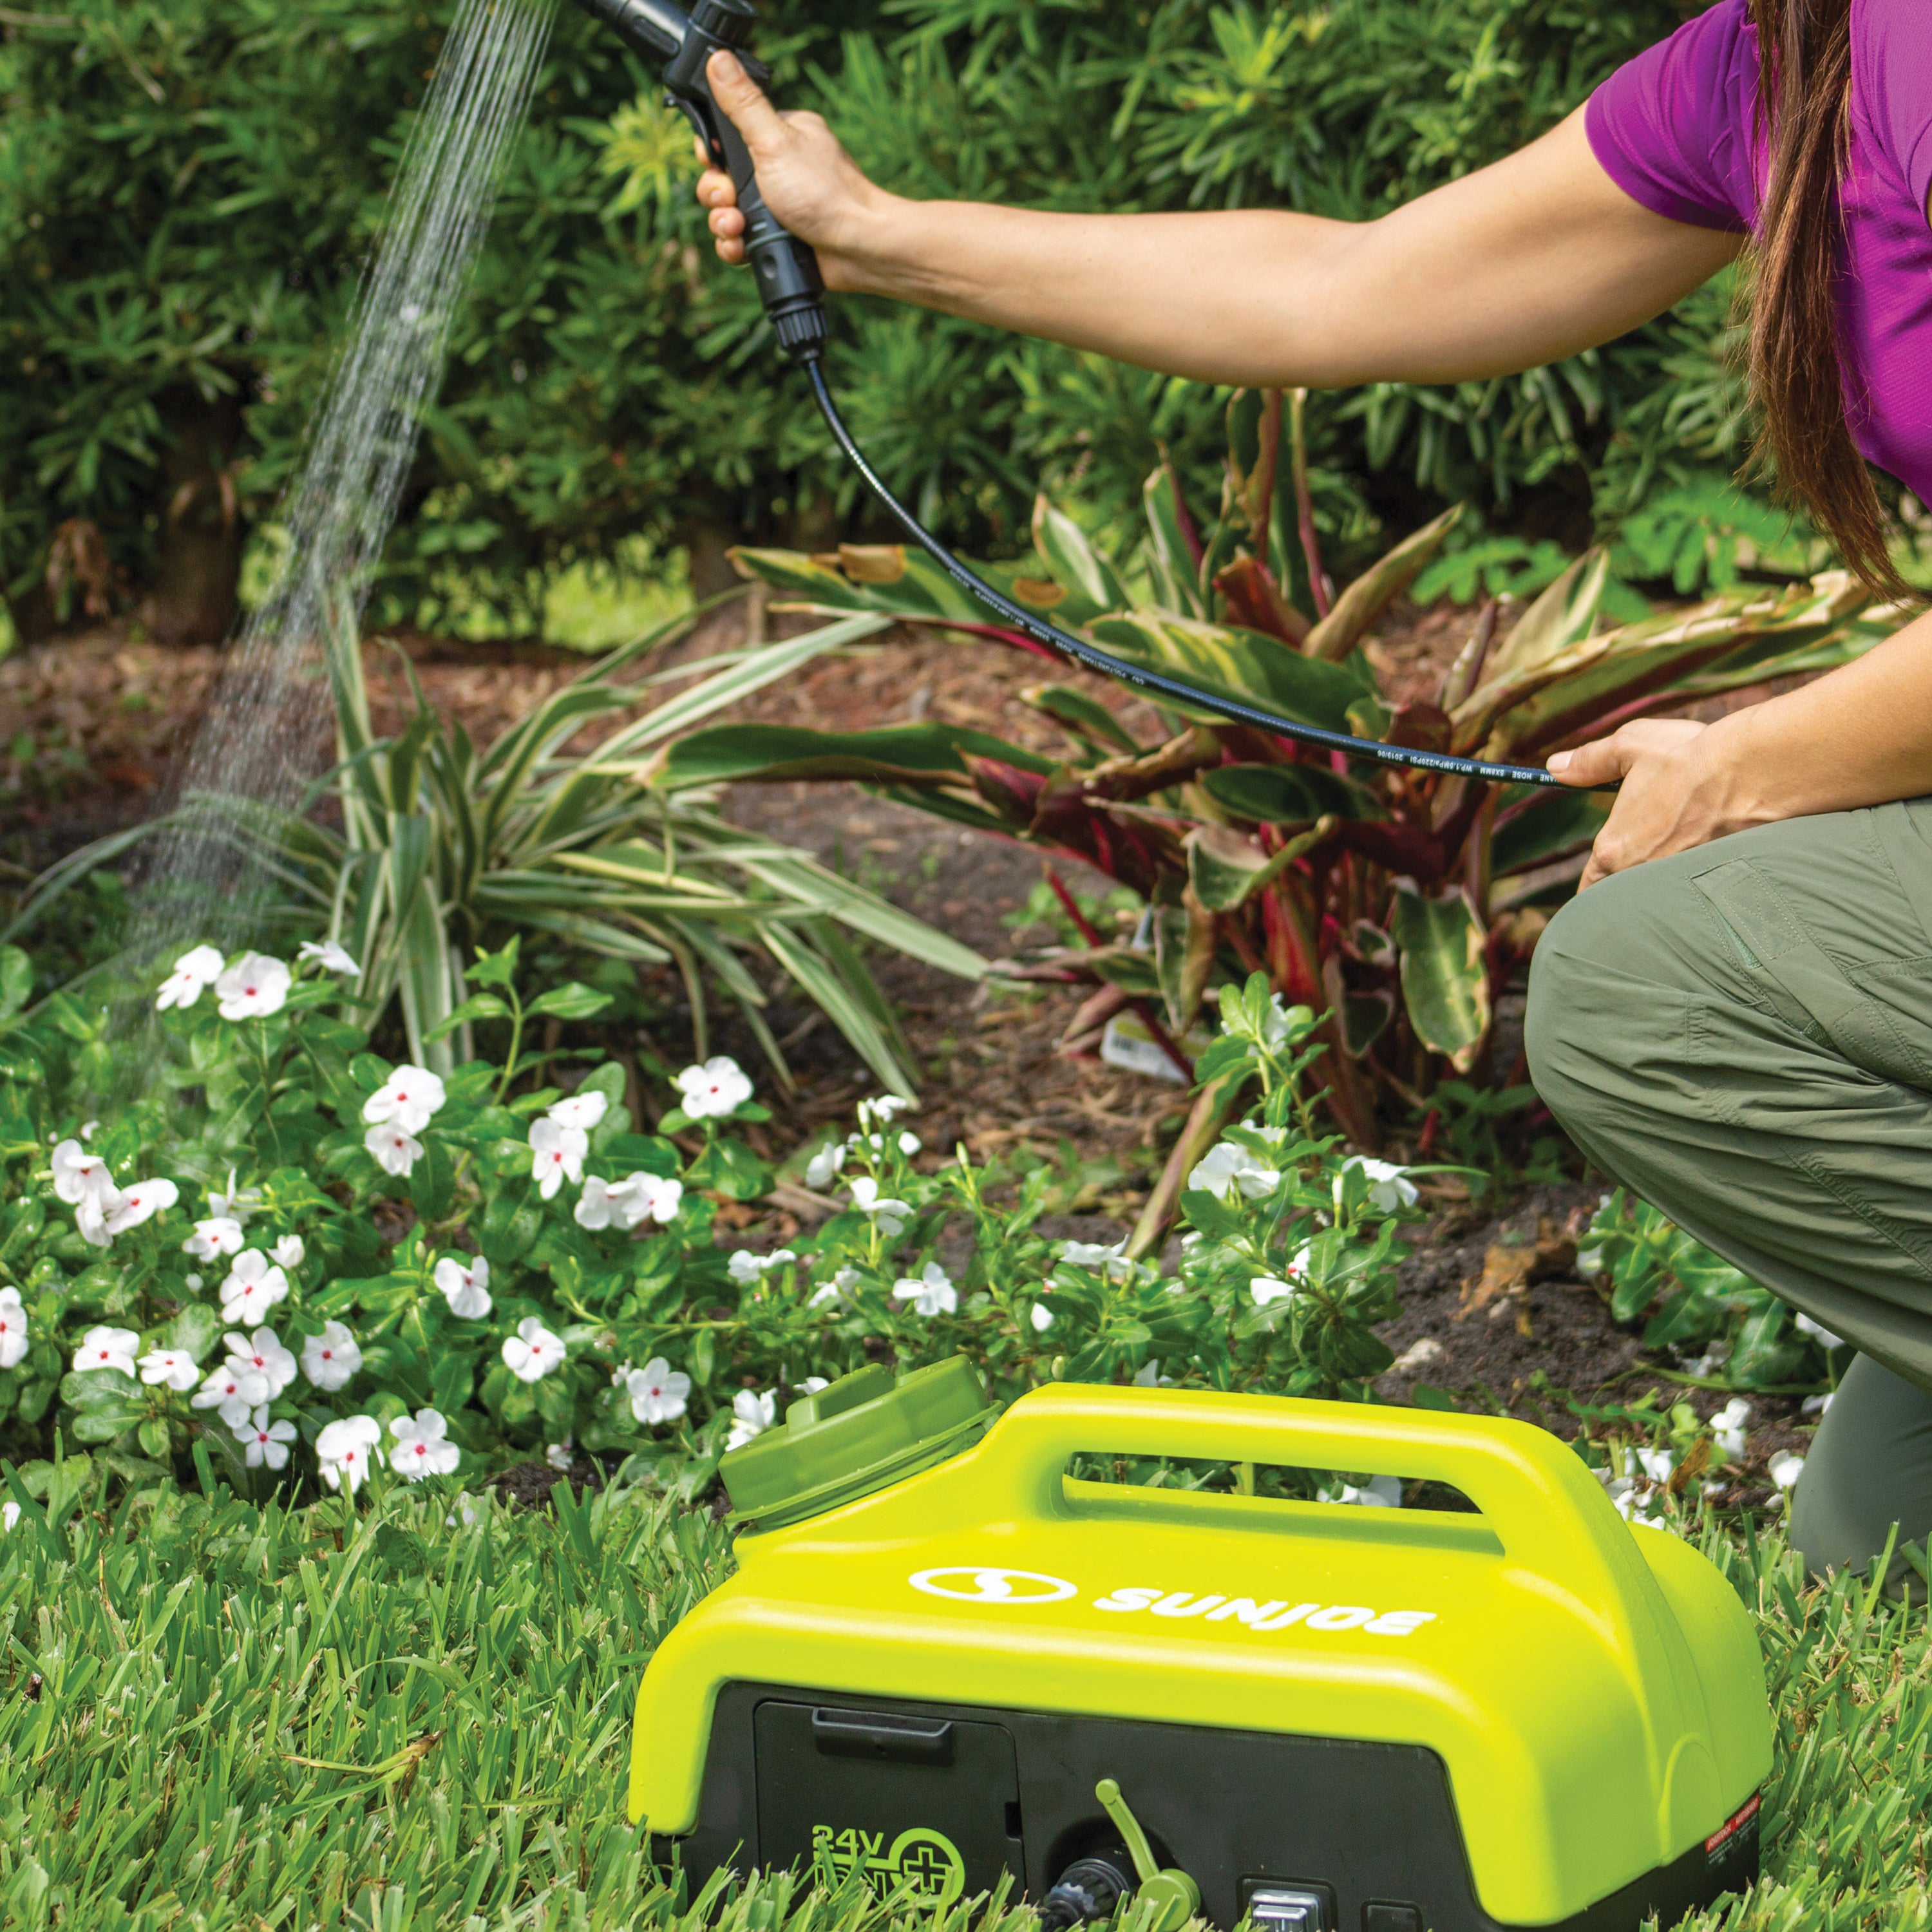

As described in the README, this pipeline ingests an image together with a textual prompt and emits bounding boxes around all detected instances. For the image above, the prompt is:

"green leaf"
[1086,613,1367,732]
[467,938,522,990]
[526,981,613,1021]
[424,992,511,1043]
[411,1137,456,1220]
[1030,495,1130,617]
[158,1302,222,1364]
[658,721,1053,791]
[0,947,30,1019]
[1198,762,1380,824]
[1491,788,1610,877]
[1389,886,1491,1074]
[683,1135,770,1201]
[1302,505,1461,661]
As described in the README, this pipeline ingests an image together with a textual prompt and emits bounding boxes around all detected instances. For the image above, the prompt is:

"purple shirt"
[1586,0,1932,502]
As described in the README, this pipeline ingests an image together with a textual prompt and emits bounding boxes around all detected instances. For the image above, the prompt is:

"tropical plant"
[8,606,986,1093]
[0,934,1417,1502]
[668,389,1888,1208]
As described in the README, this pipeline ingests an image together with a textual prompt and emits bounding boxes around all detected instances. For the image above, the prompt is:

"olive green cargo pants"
[1526,798,1932,1600]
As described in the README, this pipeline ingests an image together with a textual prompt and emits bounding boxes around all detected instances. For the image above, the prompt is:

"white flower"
[1058,1238,1133,1280]
[75,1187,120,1248]
[365,1122,424,1178]
[1625,1444,1676,1486]
[156,943,225,1011]
[547,1090,609,1132]
[103,1177,178,1236]
[1,1501,17,1532]
[300,1321,362,1392]
[810,1266,860,1309]
[219,1252,289,1325]
[529,1119,587,1200]
[185,1273,203,1291]
[725,1388,776,1450]
[1768,1451,1806,1492]
[234,1405,297,1471]
[1030,1298,1055,1332]
[674,1056,753,1120]
[1188,1141,1279,1202]
[390,1408,460,1480]
[1251,1274,1302,1309]
[848,1175,909,1236]
[214,952,292,1021]
[183,1217,247,1262]
[0,1289,26,1370]
[191,1361,257,1428]
[1710,1397,1753,1463]
[271,1234,305,1270]
[728,1249,762,1285]
[545,1439,573,1472]
[138,1347,199,1392]
[855,1094,911,1128]
[72,1325,138,1377]
[576,1172,681,1232]
[898,1132,922,1155]
[362,1065,446,1135]
[1794,1311,1844,1349]
[79,1121,97,1140]
[627,1356,692,1425]
[1344,1157,1419,1214]
[433,1254,491,1320]
[1332,1474,1404,1508]
[797,1376,829,1395]
[893,1261,958,1318]
[51,1139,115,1207]
[298,938,361,976]
[1132,1359,1168,1387]
[1802,1391,1835,1418]
[316,1414,383,1493]
[804,1140,848,1189]
[223,1327,297,1400]
[502,1316,565,1382]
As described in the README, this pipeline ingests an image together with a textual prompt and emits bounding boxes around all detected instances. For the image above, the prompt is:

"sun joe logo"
[906,1566,1435,1638]
[811,1824,966,1906]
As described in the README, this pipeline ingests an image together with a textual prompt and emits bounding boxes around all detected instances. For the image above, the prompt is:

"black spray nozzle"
[569,0,826,359]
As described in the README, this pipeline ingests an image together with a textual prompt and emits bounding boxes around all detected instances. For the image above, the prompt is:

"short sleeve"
[1585,1,1759,233]
[1855,0,1932,218]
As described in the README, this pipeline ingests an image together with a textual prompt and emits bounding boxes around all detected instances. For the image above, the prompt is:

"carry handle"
[974,1387,1660,1640]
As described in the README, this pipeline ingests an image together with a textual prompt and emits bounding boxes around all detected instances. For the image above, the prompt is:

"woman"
[697,1,1932,1595]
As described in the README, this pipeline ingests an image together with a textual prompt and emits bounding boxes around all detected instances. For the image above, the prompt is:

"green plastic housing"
[722,1356,996,1532]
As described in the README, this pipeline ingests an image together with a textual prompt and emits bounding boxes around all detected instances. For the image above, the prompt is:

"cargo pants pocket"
[1691,855,1932,1095]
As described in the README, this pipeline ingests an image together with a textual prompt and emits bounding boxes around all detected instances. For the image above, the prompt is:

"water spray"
[575,0,1569,790]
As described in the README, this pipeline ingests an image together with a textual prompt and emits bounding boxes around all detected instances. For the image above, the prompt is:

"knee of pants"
[1524,862,1701,1160]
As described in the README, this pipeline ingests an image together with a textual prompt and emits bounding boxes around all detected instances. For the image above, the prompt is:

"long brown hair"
[1746,0,1912,599]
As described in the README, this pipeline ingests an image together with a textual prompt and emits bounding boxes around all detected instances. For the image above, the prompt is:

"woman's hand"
[694,52,896,291]
[1548,718,1741,889]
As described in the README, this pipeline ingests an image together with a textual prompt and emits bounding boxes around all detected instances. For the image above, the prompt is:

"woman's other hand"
[694,51,894,291]
[1548,718,1734,889]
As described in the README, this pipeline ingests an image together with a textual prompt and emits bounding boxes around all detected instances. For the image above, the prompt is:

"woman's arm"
[1551,609,1932,888]
[696,51,1739,388]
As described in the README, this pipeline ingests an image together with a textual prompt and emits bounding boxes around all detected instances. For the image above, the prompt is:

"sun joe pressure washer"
[628,1359,1772,1932]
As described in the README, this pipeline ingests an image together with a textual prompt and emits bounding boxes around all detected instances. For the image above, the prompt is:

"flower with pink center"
[138,1347,200,1392]
[156,943,225,1012]
[433,1254,491,1320]
[316,1415,383,1493]
[389,1408,461,1480]
[183,1216,247,1262]
[674,1056,752,1121]
[364,1122,423,1179]
[234,1405,297,1471]
[528,1119,586,1200]
[72,1325,139,1378]
[104,1177,178,1236]
[222,1327,296,1399]
[300,1321,362,1392]
[214,952,292,1021]
[361,1065,446,1135]
[546,1090,609,1132]
[218,1251,289,1325]
[502,1316,565,1382]
[0,1289,26,1370]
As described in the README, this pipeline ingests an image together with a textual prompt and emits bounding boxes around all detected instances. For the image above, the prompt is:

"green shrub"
[3,0,1801,644]
[0,929,1421,1502]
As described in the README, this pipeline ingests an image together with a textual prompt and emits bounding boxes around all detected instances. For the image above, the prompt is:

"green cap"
[722,1355,996,1533]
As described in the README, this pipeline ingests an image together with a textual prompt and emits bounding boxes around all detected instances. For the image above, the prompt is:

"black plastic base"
[647,1683,1759,1932]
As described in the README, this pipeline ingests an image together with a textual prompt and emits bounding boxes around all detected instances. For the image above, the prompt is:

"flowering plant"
[0,936,1421,1508]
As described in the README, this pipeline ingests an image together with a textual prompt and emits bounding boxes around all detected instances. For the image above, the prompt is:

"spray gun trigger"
[666,92,724,167]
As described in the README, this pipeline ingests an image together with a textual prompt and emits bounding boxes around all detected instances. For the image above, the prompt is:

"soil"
[0,599,1827,1490]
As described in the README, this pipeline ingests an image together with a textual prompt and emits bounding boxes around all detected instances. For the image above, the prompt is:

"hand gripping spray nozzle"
[574,0,827,360]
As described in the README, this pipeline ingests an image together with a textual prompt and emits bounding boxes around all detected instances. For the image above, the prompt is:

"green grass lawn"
[1,1478,1926,1930]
